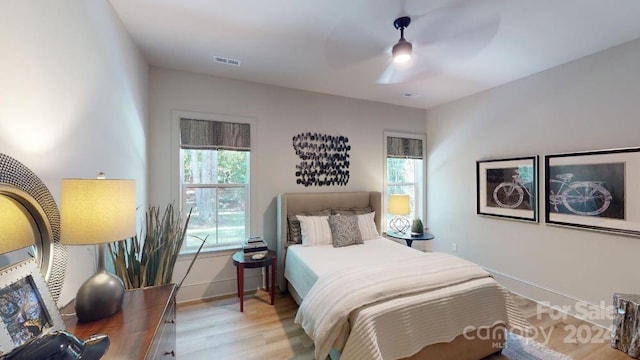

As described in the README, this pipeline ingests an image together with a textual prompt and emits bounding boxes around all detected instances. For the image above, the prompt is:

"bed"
[276,191,526,360]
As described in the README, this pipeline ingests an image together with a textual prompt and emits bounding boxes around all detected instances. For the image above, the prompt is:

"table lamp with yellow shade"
[60,174,135,322]
[388,194,411,234]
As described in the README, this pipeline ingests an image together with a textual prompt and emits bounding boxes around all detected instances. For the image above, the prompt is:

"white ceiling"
[109,0,640,109]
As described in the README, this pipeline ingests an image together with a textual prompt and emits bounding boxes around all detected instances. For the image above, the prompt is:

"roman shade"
[180,118,250,151]
[386,136,423,159]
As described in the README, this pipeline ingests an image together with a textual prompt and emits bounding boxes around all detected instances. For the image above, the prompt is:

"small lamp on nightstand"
[388,194,411,234]
[60,174,136,322]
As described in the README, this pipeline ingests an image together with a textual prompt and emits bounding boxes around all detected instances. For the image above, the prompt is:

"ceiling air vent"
[213,56,241,66]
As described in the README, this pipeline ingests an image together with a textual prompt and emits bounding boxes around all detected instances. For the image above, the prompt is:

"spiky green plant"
[108,204,205,289]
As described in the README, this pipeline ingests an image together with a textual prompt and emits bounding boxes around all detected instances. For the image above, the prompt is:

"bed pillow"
[331,206,373,215]
[328,215,363,247]
[357,212,380,240]
[288,209,331,244]
[297,215,333,246]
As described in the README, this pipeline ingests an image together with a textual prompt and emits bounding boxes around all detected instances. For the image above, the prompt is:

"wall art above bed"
[476,155,539,222]
[545,147,640,236]
[292,132,350,187]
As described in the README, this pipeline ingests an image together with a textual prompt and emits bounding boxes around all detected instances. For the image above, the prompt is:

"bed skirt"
[328,324,506,360]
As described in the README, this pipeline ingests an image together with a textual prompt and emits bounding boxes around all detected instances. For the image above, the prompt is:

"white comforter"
[295,252,526,360]
[285,238,421,299]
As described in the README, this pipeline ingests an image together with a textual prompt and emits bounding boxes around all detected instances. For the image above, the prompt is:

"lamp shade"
[392,39,412,63]
[60,179,136,245]
[0,196,35,254]
[388,194,410,216]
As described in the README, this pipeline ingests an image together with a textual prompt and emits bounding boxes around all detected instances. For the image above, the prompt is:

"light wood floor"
[177,290,630,360]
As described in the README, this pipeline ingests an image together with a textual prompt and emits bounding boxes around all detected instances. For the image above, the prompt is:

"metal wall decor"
[292,132,351,187]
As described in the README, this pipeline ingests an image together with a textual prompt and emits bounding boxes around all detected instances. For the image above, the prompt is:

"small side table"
[611,293,640,358]
[232,250,276,312]
[385,230,434,248]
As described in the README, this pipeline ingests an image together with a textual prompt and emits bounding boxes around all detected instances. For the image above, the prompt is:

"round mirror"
[0,154,66,303]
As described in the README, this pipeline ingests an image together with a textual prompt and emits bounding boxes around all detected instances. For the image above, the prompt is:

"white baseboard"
[486,267,614,328]
[176,272,264,304]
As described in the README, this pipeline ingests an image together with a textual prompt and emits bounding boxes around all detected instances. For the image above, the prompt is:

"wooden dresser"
[62,284,177,359]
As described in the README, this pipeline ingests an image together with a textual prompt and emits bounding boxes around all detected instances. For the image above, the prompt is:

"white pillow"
[297,215,333,246]
[357,212,379,240]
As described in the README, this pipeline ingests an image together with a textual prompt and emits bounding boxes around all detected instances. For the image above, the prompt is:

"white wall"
[148,67,426,302]
[426,38,640,326]
[0,0,148,306]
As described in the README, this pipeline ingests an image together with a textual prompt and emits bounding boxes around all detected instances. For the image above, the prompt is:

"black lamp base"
[75,270,124,323]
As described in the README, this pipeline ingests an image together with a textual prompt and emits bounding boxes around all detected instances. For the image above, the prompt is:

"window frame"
[180,151,250,249]
[382,131,427,232]
[171,110,257,253]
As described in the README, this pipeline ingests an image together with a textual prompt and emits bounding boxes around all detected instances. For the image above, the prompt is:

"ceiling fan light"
[392,40,412,63]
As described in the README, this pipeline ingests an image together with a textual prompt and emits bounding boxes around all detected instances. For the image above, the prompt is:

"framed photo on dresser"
[0,259,64,354]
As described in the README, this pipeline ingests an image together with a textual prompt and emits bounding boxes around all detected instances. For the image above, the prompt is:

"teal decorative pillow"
[328,215,363,247]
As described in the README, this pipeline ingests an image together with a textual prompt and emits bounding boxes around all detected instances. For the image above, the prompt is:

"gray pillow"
[328,215,363,248]
[288,209,331,244]
[331,206,373,215]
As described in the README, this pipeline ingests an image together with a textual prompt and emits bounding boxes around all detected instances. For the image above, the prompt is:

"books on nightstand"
[243,236,268,255]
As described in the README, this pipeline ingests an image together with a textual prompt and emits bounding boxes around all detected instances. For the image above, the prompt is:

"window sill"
[177,244,243,261]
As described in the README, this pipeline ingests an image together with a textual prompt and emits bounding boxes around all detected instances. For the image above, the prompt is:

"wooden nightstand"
[62,284,177,359]
[232,250,276,312]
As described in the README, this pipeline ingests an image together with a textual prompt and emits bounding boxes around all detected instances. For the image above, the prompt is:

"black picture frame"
[476,156,539,222]
[545,147,640,236]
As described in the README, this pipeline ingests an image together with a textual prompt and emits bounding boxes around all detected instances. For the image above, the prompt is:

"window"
[179,118,250,252]
[384,132,425,230]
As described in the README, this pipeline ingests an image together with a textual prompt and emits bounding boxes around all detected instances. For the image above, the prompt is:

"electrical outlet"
[451,243,457,252]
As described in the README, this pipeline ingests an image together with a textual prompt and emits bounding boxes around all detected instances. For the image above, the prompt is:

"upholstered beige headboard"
[276,191,382,292]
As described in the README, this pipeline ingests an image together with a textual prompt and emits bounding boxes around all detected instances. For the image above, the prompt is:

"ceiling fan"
[323,0,501,85]
[391,16,413,64]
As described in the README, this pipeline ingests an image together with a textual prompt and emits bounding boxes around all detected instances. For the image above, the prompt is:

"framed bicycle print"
[476,156,538,222]
[545,147,640,236]
[0,259,65,355]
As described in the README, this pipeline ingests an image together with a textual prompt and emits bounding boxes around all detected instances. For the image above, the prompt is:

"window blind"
[386,136,423,159]
[180,118,250,151]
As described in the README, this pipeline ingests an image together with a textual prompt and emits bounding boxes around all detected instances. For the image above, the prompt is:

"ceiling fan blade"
[378,53,443,84]
[411,0,501,47]
[413,16,500,63]
[376,63,396,84]
[324,26,389,69]
[409,0,501,27]
[389,65,442,84]
[323,3,395,70]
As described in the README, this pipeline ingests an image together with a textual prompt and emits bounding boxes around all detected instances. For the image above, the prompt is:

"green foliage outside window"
[181,149,249,250]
